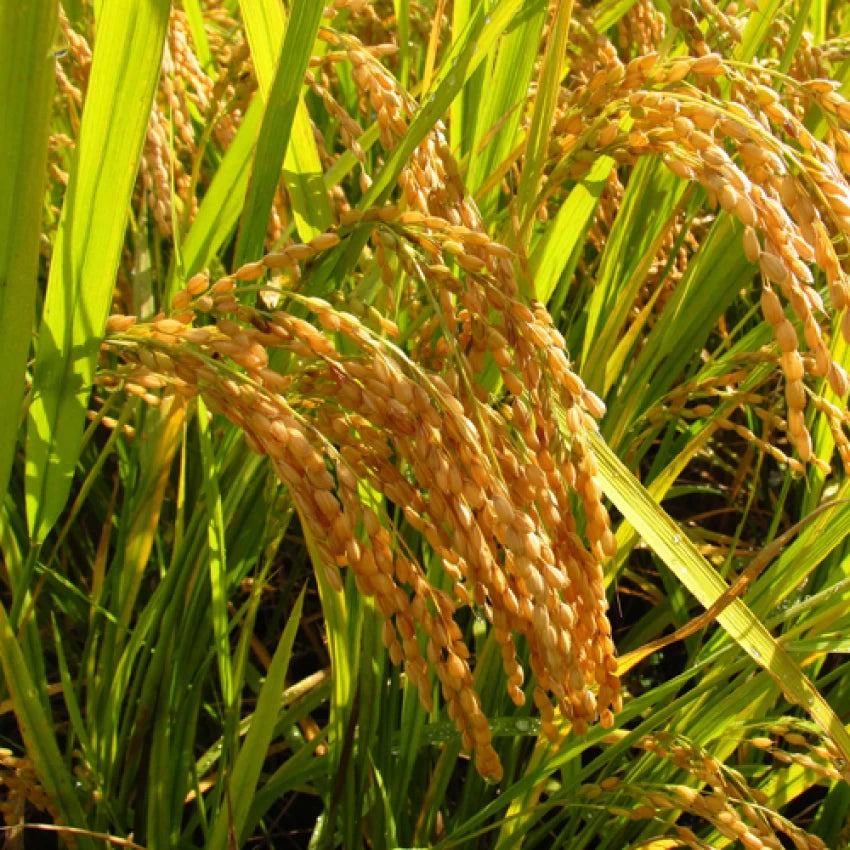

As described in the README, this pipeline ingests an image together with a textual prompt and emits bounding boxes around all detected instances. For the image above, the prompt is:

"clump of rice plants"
[2,1,850,848]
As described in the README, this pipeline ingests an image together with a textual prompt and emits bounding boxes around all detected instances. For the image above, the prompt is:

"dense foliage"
[2,0,850,847]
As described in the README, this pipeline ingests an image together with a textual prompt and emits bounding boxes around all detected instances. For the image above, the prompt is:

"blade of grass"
[530,155,614,304]
[177,0,333,290]
[421,0,447,94]
[807,0,827,43]
[197,398,234,709]
[579,158,687,391]
[178,96,264,284]
[450,0,484,157]
[25,0,170,543]
[240,0,332,241]
[749,480,850,617]
[234,0,324,267]
[141,569,208,848]
[603,215,752,449]
[116,395,186,628]
[590,0,640,31]
[807,315,850,510]
[394,0,411,90]
[617,501,842,672]
[242,734,329,835]
[310,529,363,850]
[62,0,86,28]
[208,586,306,850]
[0,601,96,850]
[0,1,57,502]
[465,4,547,217]
[239,0,284,79]
[778,0,813,74]
[51,614,92,763]
[515,0,573,251]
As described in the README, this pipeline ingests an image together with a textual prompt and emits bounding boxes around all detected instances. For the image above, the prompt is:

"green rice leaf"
[197,398,233,708]
[515,0,573,249]
[464,4,547,216]
[394,0,412,89]
[25,0,170,543]
[807,0,827,43]
[208,586,306,850]
[0,601,95,849]
[0,2,57,501]
[240,0,332,241]
[234,0,324,266]
[579,158,686,392]
[179,97,264,283]
[591,0,640,31]
[531,155,613,303]
[779,0,813,73]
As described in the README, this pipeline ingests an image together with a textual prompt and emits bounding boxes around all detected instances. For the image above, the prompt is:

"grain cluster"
[0,750,68,847]
[104,199,621,780]
[581,728,841,849]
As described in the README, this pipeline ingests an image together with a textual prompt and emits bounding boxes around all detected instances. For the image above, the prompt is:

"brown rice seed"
[774,319,798,353]
[786,379,806,410]
[828,363,849,396]
[761,287,784,325]
[743,228,761,263]
[782,351,805,382]
[759,252,789,284]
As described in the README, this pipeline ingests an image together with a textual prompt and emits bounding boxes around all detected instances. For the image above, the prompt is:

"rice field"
[2,1,850,847]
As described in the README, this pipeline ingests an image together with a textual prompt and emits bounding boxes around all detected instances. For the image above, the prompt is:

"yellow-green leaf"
[0,2,57,502]
[25,0,170,542]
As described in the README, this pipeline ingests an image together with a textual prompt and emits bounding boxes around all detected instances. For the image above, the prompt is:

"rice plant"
[2,0,850,847]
